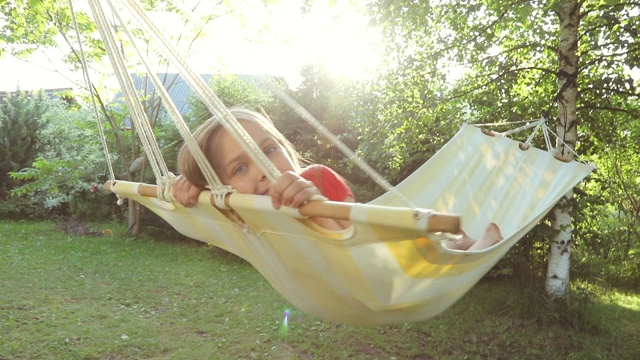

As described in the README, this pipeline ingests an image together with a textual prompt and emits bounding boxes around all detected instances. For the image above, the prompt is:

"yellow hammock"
[105,124,594,325]
[83,0,595,325]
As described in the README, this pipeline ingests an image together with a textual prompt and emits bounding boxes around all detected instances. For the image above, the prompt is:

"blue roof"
[112,73,214,115]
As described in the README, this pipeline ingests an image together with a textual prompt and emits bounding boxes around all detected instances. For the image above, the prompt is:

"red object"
[300,165,353,202]
[91,183,100,192]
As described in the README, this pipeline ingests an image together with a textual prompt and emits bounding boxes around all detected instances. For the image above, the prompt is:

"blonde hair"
[177,107,302,187]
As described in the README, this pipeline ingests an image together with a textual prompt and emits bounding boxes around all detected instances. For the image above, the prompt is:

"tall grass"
[1,220,639,359]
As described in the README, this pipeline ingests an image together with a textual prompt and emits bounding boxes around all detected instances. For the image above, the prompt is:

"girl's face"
[210,120,295,195]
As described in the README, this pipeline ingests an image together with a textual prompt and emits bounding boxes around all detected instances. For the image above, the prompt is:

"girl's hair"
[177,106,302,187]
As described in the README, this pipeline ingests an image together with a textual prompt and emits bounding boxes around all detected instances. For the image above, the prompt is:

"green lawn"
[1,220,638,359]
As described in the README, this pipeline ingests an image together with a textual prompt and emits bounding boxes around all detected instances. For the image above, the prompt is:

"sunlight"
[211,0,384,83]
[294,3,383,81]
[0,0,384,91]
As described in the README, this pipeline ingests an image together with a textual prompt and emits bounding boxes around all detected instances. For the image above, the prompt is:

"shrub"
[9,99,116,220]
[0,89,50,191]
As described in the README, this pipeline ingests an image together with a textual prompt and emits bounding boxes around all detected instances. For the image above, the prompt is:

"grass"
[1,220,639,359]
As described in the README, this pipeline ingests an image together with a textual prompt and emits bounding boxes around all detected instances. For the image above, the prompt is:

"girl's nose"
[256,168,267,182]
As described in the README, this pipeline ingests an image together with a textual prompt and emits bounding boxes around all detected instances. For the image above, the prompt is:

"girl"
[175,107,354,230]
[174,107,502,247]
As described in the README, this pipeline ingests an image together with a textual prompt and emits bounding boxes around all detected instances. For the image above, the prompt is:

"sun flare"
[0,1,386,92]
[294,4,383,81]
[206,1,384,82]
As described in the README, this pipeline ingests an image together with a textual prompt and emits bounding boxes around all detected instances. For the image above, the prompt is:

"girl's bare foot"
[467,222,503,251]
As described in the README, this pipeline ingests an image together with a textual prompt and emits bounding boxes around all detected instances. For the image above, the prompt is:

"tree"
[0,89,49,192]
[0,1,61,58]
[546,0,581,299]
[187,74,274,126]
[365,0,640,298]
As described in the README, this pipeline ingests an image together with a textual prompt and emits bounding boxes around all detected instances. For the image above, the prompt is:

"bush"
[0,190,51,219]
[573,250,640,291]
[0,89,50,191]
[8,99,116,220]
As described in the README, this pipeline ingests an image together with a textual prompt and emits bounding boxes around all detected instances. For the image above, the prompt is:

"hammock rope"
[89,0,173,201]
[89,0,417,210]
[258,77,418,209]
[69,0,116,184]
[540,124,587,162]
[474,118,593,163]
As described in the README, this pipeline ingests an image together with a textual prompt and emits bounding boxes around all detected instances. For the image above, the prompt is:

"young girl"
[175,107,354,230]
[174,107,502,246]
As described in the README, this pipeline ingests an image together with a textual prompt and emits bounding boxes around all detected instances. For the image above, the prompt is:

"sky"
[0,53,77,91]
[0,0,382,92]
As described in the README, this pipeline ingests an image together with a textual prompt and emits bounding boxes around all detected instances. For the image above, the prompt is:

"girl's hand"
[172,175,204,207]
[269,171,322,209]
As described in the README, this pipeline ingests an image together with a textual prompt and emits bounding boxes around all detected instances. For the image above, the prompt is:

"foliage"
[0,191,51,220]
[0,1,62,57]
[1,0,232,233]
[8,100,119,220]
[267,66,367,194]
[186,74,273,127]
[0,89,50,192]
[573,147,640,289]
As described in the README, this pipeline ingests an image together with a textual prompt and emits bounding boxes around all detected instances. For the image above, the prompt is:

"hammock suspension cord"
[476,118,587,163]
[79,0,420,211]
[69,0,116,185]
[257,77,418,209]
[89,0,175,202]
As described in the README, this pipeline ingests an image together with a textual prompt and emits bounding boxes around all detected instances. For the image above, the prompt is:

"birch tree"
[546,0,581,298]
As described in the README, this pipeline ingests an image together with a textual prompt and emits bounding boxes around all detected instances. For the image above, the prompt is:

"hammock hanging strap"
[69,0,116,184]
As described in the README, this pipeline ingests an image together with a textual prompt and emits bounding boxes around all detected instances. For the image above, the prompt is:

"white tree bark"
[545,0,581,299]
[546,192,574,298]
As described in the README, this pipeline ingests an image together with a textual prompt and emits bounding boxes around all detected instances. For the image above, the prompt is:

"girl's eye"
[233,164,248,175]
[264,146,278,156]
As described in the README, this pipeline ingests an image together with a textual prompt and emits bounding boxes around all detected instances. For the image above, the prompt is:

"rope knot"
[212,185,235,209]
[156,173,177,202]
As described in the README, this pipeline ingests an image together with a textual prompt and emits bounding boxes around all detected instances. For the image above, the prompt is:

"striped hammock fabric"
[106,124,594,325]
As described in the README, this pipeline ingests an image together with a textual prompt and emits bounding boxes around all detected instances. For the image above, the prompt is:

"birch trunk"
[545,0,581,299]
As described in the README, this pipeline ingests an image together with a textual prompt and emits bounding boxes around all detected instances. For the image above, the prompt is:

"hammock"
[82,0,595,325]
[105,124,594,325]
